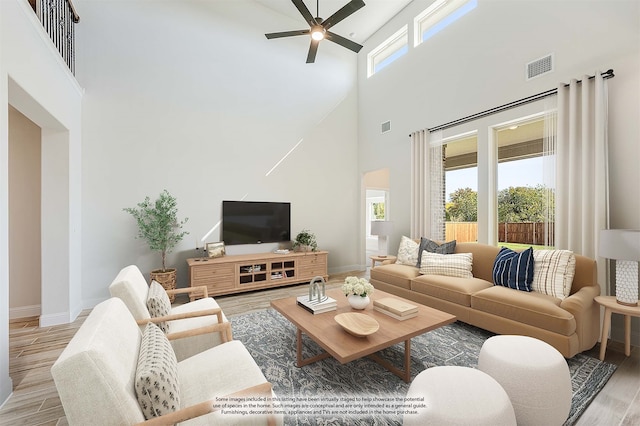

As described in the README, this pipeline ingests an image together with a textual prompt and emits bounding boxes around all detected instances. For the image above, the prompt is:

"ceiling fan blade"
[322,0,365,30]
[325,31,363,53]
[306,39,320,63]
[265,29,310,39]
[292,0,318,27]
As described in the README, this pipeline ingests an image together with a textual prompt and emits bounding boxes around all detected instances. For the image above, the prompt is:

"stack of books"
[296,295,337,314]
[373,297,418,321]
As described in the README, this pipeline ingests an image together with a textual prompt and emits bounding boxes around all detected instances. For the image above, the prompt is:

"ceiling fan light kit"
[265,0,365,63]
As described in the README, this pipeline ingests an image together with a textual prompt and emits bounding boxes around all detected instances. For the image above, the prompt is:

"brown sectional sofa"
[369,242,601,358]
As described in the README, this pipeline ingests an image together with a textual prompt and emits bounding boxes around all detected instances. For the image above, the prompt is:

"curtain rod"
[425,69,614,133]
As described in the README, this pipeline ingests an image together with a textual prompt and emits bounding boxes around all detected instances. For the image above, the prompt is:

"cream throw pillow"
[135,323,181,419]
[531,250,576,299]
[420,252,473,278]
[397,236,420,266]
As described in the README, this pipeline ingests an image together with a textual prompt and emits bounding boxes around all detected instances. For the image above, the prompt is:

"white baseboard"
[39,311,72,327]
[9,305,41,320]
[328,264,366,275]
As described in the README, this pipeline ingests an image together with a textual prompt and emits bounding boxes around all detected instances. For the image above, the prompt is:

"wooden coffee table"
[270,288,456,382]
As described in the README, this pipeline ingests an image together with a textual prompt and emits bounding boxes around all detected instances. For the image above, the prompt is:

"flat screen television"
[222,201,291,245]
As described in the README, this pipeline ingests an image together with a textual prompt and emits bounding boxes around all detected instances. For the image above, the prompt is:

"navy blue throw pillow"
[492,246,534,291]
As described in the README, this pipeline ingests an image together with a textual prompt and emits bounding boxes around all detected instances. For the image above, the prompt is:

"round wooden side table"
[370,255,397,268]
[595,295,640,361]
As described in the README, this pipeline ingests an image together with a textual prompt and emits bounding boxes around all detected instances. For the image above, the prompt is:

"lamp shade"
[371,221,393,236]
[599,229,640,261]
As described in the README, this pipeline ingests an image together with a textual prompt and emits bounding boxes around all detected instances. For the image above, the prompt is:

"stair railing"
[34,0,80,74]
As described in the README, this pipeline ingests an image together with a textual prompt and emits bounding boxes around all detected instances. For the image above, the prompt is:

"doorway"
[8,106,42,320]
[363,168,390,261]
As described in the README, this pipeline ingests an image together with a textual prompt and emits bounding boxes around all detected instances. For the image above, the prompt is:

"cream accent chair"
[52,298,281,426]
[109,265,230,361]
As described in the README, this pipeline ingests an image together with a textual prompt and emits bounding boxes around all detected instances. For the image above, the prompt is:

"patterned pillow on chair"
[147,280,171,333]
[135,323,181,419]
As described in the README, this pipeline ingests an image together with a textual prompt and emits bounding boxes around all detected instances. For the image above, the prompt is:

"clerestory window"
[367,25,408,78]
[414,0,478,47]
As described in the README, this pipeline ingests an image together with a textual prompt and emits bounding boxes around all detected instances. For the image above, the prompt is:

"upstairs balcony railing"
[29,0,80,74]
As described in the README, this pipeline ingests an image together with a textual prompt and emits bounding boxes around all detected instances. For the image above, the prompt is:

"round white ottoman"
[478,335,572,425]
[403,366,516,426]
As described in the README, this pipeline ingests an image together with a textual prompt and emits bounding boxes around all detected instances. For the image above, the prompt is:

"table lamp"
[599,229,640,306]
[371,220,394,255]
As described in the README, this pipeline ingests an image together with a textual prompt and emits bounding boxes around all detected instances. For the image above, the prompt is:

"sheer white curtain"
[410,129,444,239]
[555,72,609,292]
[542,95,557,248]
[410,130,429,238]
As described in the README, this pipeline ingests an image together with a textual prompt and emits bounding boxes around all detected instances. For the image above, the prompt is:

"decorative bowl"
[335,313,379,337]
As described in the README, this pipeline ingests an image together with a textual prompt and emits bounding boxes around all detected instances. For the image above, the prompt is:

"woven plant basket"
[150,268,177,302]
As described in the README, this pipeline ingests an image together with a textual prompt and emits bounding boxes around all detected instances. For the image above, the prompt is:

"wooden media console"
[187,250,328,297]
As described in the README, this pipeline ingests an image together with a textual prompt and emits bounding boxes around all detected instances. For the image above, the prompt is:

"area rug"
[231,309,617,426]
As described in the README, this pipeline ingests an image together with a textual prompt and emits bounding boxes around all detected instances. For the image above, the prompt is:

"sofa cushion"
[135,323,180,419]
[370,263,420,290]
[412,274,493,307]
[532,250,576,300]
[416,238,457,266]
[471,286,576,336]
[419,252,473,278]
[492,247,534,292]
[147,281,171,333]
[397,236,420,266]
[454,243,501,282]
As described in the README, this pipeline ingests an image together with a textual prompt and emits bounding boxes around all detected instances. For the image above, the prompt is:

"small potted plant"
[293,229,318,252]
[123,189,188,301]
[342,276,374,310]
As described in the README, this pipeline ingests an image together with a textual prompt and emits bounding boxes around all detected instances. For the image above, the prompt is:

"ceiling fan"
[265,0,366,63]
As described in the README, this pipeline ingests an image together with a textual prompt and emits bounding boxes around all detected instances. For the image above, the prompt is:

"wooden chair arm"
[166,322,233,343]
[136,308,223,325]
[165,285,209,298]
[135,382,276,426]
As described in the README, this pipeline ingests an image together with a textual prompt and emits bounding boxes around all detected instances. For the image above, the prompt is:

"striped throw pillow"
[419,252,473,278]
[531,250,576,299]
[492,247,534,292]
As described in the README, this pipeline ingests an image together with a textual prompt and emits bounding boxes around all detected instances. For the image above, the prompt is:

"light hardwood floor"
[1,270,638,425]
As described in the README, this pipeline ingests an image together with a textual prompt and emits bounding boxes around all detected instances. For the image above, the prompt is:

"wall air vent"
[526,54,554,80]
[381,120,391,134]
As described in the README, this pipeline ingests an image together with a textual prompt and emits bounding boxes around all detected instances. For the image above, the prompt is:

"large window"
[430,105,556,248]
[496,118,554,248]
[367,26,408,78]
[444,133,478,242]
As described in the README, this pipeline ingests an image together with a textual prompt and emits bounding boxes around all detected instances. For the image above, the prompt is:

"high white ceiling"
[254,0,414,43]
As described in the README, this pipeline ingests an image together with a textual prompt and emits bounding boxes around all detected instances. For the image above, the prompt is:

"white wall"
[358,0,640,343]
[75,0,361,306]
[1,0,83,407]
[8,106,41,318]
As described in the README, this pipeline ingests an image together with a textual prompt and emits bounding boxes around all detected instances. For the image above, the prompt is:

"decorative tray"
[335,313,379,337]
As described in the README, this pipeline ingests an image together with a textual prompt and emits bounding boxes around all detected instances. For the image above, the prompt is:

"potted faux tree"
[123,189,188,301]
[293,229,318,252]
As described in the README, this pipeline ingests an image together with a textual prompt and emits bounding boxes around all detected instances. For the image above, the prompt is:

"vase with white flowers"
[342,276,374,310]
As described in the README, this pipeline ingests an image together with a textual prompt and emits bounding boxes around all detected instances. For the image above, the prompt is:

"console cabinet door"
[191,262,235,296]
[298,253,328,279]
